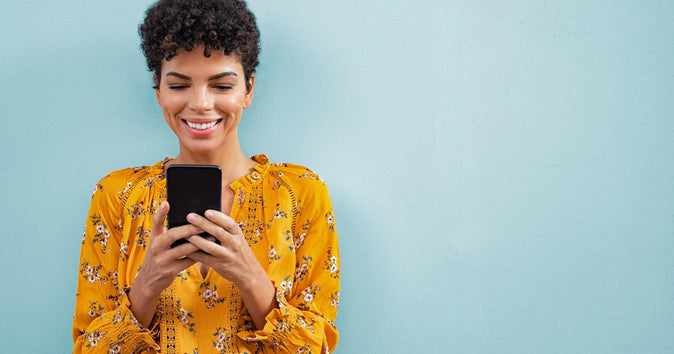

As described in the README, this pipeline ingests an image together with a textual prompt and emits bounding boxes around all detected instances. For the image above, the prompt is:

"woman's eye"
[214,85,233,91]
[168,85,188,90]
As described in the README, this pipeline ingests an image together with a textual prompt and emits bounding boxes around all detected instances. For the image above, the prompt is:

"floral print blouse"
[72,155,340,353]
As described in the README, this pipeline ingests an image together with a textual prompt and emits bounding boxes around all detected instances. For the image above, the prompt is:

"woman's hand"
[185,210,277,329]
[128,201,202,327]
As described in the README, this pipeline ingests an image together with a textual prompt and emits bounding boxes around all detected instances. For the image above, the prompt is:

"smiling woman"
[157,47,254,162]
[71,0,340,353]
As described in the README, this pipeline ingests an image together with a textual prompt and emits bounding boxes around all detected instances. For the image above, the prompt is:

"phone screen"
[166,164,222,247]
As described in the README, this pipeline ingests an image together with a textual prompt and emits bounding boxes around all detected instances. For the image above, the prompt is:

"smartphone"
[166,164,221,248]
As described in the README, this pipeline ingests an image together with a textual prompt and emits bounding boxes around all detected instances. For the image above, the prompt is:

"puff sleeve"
[237,177,341,353]
[72,174,159,353]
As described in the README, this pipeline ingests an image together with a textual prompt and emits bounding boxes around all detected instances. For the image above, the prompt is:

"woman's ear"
[244,74,255,108]
[154,73,161,104]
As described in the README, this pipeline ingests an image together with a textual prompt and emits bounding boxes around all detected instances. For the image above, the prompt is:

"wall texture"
[0,1,672,352]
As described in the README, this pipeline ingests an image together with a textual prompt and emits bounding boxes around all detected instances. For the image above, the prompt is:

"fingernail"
[187,213,196,221]
[205,210,213,217]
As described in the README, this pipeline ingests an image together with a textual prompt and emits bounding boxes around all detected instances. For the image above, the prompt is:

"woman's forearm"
[237,267,278,330]
[128,281,159,328]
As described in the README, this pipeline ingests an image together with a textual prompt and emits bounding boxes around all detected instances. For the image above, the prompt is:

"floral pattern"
[73,155,340,353]
[212,327,231,353]
[330,291,340,309]
[134,226,150,250]
[80,261,109,285]
[87,301,104,318]
[176,269,191,282]
[268,244,282,263]
[198,281,226,309]
[279,275,294,296]
[323,248,340,279]
[295,256,313,282]
[176,299,196,332]
[83,330,106,349]
[325,211,335,232]
[127,202,146,220]
[295,219,311,250]
[89,214,110,254]
[296,285,321,311]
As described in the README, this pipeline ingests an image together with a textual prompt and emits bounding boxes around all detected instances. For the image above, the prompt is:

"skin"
[128,45,277,330]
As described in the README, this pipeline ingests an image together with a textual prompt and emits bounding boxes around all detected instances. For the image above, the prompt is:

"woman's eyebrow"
[164,71,238,80]
[208,71,238,80]
[165,71,190,80]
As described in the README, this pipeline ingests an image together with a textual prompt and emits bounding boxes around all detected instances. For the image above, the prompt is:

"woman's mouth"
[183,119,222,130]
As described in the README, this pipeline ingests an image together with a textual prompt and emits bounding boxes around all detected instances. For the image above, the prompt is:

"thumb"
[152,201,169,237]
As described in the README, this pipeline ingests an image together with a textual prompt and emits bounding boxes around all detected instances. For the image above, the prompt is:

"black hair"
[139,0,260,90]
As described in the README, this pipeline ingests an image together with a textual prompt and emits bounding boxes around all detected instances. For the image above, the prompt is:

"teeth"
[186,121,218,130]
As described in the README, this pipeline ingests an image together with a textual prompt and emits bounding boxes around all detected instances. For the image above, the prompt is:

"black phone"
[166,164,222,248]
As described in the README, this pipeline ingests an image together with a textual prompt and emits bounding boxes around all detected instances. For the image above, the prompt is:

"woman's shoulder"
[91,160,165,198]
[264,159,334,220]
[269,161,325,182]
[265,160,330,197]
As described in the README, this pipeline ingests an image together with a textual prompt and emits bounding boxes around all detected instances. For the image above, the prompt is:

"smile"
[183,119,221,130]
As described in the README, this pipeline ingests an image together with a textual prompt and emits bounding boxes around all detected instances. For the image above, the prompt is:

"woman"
[72,0,340,352]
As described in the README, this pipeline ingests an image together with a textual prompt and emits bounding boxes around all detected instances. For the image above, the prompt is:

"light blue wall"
[1,1,672,352]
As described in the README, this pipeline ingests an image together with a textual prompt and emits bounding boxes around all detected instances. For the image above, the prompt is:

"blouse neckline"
[150,154,271,191]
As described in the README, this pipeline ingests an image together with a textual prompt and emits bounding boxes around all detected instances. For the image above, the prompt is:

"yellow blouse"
[72,155,340,353]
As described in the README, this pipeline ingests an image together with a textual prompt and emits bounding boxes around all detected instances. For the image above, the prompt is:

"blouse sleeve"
[72,175,159,353]
[238,178,341,353]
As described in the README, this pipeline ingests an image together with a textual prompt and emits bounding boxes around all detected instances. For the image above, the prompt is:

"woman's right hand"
[128,201,201,327]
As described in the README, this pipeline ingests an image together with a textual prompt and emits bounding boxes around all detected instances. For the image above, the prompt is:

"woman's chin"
[178,140,224,158]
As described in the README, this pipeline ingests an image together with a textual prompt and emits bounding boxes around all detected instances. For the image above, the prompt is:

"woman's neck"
[172,138,257,188]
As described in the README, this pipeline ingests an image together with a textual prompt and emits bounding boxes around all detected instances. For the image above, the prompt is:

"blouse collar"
[150,154,270,190]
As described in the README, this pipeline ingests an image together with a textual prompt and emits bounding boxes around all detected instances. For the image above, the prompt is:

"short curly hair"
[139,0,260,90]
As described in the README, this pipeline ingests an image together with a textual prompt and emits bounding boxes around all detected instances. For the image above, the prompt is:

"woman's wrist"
[237,267,277,329]
[128,279,160,328]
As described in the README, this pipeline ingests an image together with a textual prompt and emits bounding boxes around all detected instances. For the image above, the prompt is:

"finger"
[169,239,201,258]
[152,201,170,237]
[154,221,203,250]
[186,212,235,246]
[186,234,229,257]
[185,249,229,271]
[204,209,240,235]
[168,223,204,240]
[185,248,216,264]
[167,254,198,273]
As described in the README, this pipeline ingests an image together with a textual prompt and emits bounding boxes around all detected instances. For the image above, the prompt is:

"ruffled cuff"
[236,287,331,352]
[78,288,160,353]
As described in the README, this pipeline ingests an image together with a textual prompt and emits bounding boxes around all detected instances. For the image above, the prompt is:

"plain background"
[1,1,673,352]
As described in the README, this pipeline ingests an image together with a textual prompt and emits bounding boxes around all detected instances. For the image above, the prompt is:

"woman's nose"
[189,86,214,112]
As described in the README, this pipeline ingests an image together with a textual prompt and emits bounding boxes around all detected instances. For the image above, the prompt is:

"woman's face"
[156,45,254,157]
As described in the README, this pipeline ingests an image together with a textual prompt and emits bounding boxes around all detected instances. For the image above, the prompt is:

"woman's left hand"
[185,210,262,284]
[185,209,277,328]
